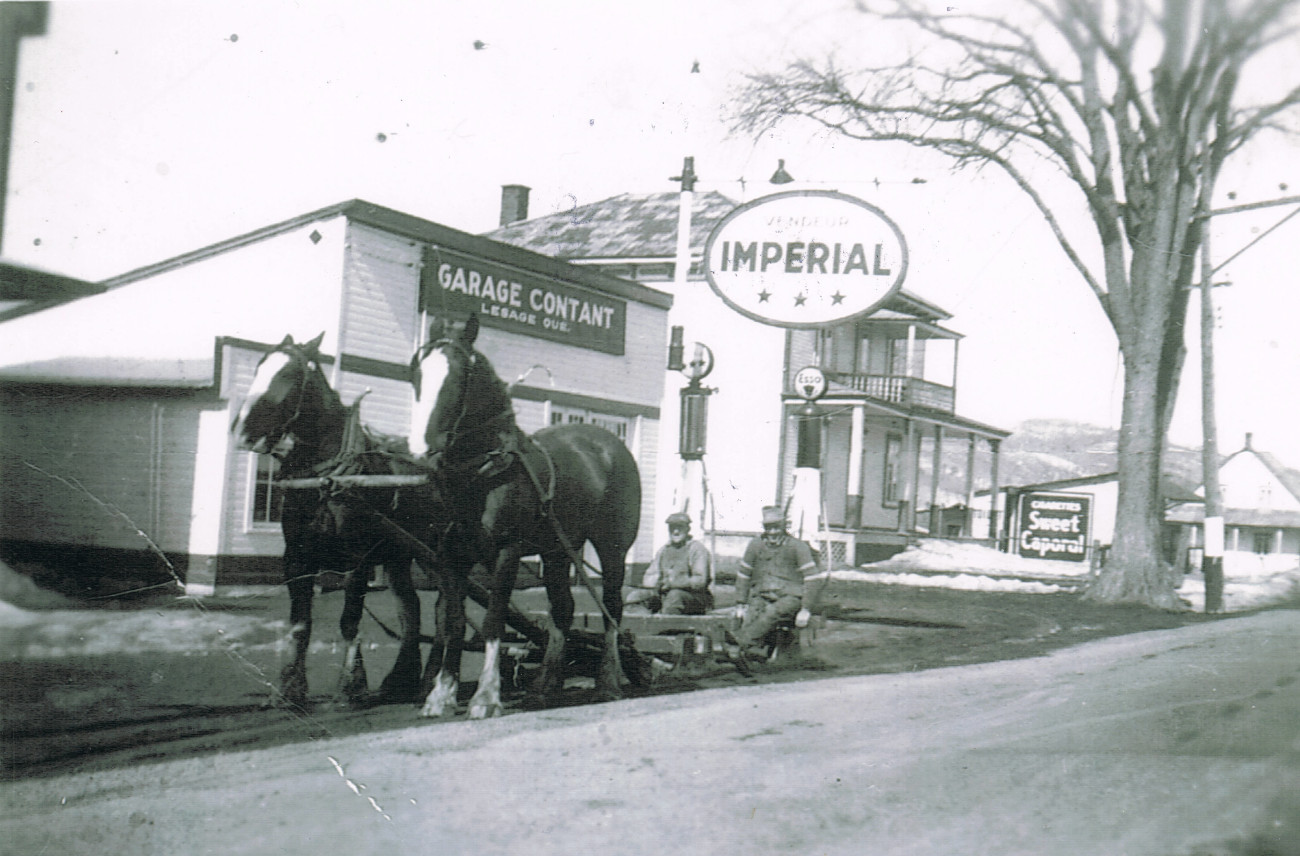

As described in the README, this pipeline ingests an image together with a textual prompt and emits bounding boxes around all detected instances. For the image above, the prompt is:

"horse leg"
[418,588,447,700]
[377,554,423,703]
[278,561,315,708]
[593,542,627,702]
[533,549,574,704]
[421,560,467,718]
[336,564,371,704]
[467,545,522,719]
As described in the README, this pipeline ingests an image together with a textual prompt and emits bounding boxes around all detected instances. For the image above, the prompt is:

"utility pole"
[0,2,49,254]
[1196,190,1300,613]
[1199,202,1225,614]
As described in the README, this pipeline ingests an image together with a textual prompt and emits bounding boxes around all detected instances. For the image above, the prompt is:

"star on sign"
[794,293,807,306]
[758,289,771,303]
[831,291,845,305]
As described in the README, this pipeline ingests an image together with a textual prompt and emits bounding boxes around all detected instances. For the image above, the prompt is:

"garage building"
[0,200,670,594]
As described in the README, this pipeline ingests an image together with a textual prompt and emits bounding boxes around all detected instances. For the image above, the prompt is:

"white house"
[1166,434,1300,576]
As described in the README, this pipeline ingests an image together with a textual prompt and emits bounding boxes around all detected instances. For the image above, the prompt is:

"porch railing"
[820,371,955,412]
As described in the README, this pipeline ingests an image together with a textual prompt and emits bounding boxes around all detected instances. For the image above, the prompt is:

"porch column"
[845,404,865,526]
[928,425,943,535]
[900,419,920,533]
[988,438,1002,549]
[963,434,977,536]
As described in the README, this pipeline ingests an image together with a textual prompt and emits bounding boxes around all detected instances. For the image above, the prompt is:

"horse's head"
[231,332,335,456]
[408,314,513,460]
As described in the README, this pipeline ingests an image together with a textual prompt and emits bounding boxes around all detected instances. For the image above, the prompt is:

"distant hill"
[999,418,1203,490]
[932,419,1203,502]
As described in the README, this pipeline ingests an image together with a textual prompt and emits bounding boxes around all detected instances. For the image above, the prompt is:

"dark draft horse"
[231,334,441,708]
[411,314,642,719]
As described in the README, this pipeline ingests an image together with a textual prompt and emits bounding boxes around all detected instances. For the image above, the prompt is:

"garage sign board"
[703,190,908,328]
[1017,491,1091,562]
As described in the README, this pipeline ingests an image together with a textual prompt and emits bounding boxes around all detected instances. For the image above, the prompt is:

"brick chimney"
[499,184,530,226]
[1245,432,1253,450]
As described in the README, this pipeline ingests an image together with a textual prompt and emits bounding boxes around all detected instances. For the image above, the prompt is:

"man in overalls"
[729,506,821,667]
[625,512,714,615]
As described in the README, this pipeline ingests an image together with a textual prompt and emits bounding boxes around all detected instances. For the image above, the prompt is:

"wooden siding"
[340,223,421,366]
[337,371,412,440]
[0,388,204,559]
[474,300,666,410]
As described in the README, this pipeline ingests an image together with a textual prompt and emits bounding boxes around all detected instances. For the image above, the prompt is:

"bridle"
[414,337,512,463]
[253,345,320,461]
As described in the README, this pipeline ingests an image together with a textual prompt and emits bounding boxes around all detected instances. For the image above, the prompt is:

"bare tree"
[733,0,1300,608]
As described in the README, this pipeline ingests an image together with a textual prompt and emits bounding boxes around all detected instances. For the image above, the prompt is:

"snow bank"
[831,538,1300,612]
[858,539,1091,580]
[829,568,1067,594]
[0,559,76,610]
[0,603,286,660]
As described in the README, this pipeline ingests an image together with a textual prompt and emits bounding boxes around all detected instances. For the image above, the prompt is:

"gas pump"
[668,326,715,528]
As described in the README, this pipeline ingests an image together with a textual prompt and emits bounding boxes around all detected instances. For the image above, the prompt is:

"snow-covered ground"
[832,538,1300,612]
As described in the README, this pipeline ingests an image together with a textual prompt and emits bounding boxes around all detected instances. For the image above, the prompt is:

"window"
[250,454,283,526]
[883,434,903,506]
[1253,531,1274,555]
[549,405,629,443]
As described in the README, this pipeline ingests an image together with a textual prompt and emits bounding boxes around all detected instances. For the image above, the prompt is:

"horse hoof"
[468,702,503,719]
[339,680,369,704]
[594,685,623,703]
[420,700,458,719]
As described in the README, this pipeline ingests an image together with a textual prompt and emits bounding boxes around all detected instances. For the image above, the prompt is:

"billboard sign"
[703,190,908,328]
[1017,491,1091,562]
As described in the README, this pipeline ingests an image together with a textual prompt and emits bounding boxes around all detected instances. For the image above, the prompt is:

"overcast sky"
[7,0,1300,468]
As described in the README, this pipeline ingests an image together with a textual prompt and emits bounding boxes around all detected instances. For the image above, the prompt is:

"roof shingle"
[488,191,738,260]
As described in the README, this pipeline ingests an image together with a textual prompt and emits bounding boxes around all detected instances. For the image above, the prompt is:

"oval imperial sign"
[703,190,908,328]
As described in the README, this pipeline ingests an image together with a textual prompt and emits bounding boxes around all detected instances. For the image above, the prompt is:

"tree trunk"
[1085,348,1185,609]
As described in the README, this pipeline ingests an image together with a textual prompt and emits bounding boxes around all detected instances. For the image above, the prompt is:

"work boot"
[722,630,754,678]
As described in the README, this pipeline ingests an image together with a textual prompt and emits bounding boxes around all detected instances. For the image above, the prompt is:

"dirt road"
[3,591,1297,856]
[3,580,1201,778]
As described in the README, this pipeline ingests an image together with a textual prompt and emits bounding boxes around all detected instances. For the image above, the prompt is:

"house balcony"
[823,371,955,412]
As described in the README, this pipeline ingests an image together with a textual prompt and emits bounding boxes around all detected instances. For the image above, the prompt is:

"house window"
[549,405,629,443]
[883,433,903,506]
[250,454,283,526]
[1253,531,1274,555]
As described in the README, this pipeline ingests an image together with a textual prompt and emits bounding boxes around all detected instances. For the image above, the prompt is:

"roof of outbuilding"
[0,356,215,387]
[0,260,104,301]
[488,191,739,261]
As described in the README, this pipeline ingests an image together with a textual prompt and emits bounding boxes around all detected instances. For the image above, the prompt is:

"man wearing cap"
[625,512,714,615]
[729,505,822,663]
